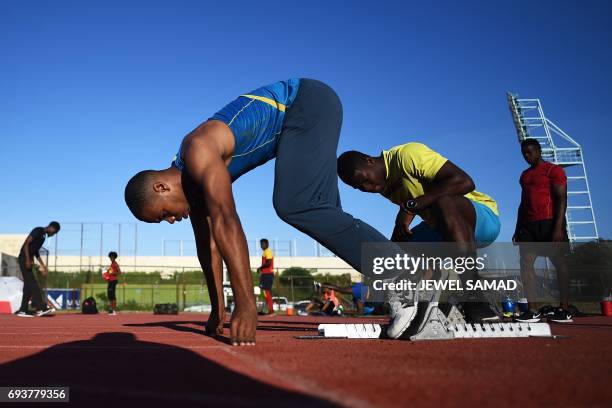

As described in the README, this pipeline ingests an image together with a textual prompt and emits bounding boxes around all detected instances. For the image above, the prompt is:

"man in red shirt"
[257,239,274,315]
[513,138,572,323]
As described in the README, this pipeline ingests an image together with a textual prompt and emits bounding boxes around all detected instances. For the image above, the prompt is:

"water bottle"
[518,298,529,313]
[502,297,516,318]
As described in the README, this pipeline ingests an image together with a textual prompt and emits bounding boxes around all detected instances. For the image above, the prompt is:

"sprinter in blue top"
[173,79,300,181]
[124,79,391,346]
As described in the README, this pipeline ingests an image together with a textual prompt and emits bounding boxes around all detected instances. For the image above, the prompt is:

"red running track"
[0,312,611,407]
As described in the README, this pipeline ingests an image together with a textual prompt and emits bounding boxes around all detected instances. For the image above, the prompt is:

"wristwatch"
[405,199,418,212]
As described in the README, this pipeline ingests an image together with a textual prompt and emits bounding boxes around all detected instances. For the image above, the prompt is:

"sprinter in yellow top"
[337,142,502,323]
[338,142,500,247]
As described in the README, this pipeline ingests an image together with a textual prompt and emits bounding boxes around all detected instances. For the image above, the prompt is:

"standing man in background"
[15,222,60,317]
[514,138,572,323]
[257,239,274,315]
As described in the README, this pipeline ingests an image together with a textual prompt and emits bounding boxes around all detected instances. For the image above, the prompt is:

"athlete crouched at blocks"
[337,142,502,330]
[124,79,396,345]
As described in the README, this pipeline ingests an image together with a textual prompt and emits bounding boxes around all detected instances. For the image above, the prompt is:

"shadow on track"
[124,320,320,335]
[0,332,337,407]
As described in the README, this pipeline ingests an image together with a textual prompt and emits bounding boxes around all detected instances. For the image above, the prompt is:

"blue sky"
[1,0,611,256]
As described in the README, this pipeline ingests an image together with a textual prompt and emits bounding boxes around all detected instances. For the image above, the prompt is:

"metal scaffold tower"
[507,93,599,242]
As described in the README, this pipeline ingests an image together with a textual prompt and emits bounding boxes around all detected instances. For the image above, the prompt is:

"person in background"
[257,239,274,315]
[321,286,342,315]
[513,138,572,323]
[15,222,60,317]
[306,283,342,316]
[321,282,384,315]
[105,251,121,315]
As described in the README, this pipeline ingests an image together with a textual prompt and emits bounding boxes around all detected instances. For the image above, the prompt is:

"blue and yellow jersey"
[173,79,300,181]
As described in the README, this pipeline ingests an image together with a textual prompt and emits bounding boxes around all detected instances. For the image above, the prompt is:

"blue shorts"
[410,201,501,248]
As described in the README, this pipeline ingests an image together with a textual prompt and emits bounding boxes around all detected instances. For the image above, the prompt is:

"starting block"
[318,323,382,339]
[316,302,552,341]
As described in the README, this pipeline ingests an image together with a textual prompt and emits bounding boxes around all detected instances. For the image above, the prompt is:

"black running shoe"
[549,308,573,323]
[538,305,556,317]
[35,307,56,317]
[460,302,501,323]
[567,304,586,317]
[515,310,541,323]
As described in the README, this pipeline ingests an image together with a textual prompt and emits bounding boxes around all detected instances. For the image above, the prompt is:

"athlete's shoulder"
[547,161,564,171]
[30,227,45,237]
[182,122,233,159]
[540,161,564,174]
[547,162,567,181]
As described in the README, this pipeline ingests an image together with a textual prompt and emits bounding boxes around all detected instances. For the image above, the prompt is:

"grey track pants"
[272,79,389,277]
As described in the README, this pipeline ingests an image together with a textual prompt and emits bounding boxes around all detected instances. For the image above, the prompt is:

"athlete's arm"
[183,132,256,346]
[551,184,568,242]
[260,258,272,270]
[189,205,226,335]
[35,255,47,275]
[414,161,475,209]
[21,235,34,269]
[513,190,526,244]
[395,208,416,237]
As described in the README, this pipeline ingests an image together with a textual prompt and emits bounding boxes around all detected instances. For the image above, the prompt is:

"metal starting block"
[316,302,552,341]
[405,302,552,341]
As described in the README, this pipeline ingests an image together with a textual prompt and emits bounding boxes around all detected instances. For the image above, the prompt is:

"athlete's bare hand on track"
[230,304,257,346]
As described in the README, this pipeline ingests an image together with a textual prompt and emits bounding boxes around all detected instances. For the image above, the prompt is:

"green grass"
[47,267,355,310]
[81,283,211,311]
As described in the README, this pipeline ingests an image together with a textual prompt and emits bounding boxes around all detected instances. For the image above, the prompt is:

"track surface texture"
[0,312,610,407]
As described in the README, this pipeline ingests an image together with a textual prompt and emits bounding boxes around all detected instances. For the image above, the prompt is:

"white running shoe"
[36,308,56,317]
[387,301,418,339]
[386,277,419,339]
[386,269,450,339]
[108,310,117,316]
[16,311,34,318]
